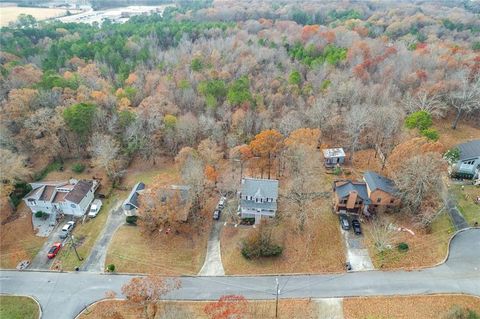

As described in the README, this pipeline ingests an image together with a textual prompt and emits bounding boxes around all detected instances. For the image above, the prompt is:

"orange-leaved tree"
[204,295,249,319]
[249,129,283,179]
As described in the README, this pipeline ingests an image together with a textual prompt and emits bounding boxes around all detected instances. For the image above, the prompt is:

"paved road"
[198,220,225,276]
[80,201,123,272]
[1,229,479,319]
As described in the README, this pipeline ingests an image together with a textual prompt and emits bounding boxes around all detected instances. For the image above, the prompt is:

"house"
[451,140,480,180]
[323,148,345,167]
[24,179,98,217]
[238,177,278,224]
[122,182,145,216]
[363,171,400,212]
[333,180,370,215]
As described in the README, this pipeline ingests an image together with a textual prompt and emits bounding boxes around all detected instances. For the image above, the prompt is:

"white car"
[60,221,75,239]
[88,199,103,218]
[218,196,227,209]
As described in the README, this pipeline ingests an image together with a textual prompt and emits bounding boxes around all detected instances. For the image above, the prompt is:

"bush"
[241,222,283,259]
[405,111,432,130]
[126,215,138,225]
[421,128,439,141]
[9,182,32,207]
[72,163,85,173]
[106,264,115,272]
[397,242,409,252]
[443,305,479,319]
[333,166,342,175]
[34,160,63,181]
[35,211,47,218]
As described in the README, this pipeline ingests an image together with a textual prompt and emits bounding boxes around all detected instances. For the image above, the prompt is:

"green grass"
[451,185,480,226]
[55,194,118,270]
[0,296,40,319]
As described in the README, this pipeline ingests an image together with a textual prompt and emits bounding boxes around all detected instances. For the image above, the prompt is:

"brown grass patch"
[364,211,455,270]
[433,118,480,150]
[343,295,480,319]
[0,6,79,27]
[79,299,317,319]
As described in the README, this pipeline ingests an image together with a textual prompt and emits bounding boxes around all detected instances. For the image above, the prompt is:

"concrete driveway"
[2,229,478,319]
[198,220,225,276]
[339,215,374,271]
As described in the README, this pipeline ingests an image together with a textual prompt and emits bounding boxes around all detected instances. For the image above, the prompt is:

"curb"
[0,293,42,319]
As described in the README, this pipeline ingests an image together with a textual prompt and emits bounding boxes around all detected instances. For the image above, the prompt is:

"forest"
[1,0,479,217]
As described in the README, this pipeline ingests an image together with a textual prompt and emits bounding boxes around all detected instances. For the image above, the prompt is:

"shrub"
[443,305,479,319]
[421,128,439,141]
[288,70,302,85]
[35,211,47,218]
[106,264,115,272]
[126,215,138,225]
[397,242,409,252]
[405,111,432,130]
[34,160,63,181]
[333,166,342,175]
[191,57,203,71]
[72,163,85,173]
[9,182,32,207]
[241,222,283,259]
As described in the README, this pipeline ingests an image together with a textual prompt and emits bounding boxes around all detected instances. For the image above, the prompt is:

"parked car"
[218,196,227,209]
[59,221,75,239]
[352,219,362,235]
[47,242,62,259]
[340,215,350,230]
[88,199,103,218]
[213,209,221,220]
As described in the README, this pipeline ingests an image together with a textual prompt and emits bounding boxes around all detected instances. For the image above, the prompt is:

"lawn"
[450,184,480,226]
[54,194,119,270]
[0,6,80,27]
[343,295,480,319]
[79,299,316,319]
[0,295,40,319]
[364,210,455,270]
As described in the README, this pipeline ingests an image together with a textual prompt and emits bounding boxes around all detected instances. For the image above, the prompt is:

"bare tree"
[89,134,125,182]
[402,90,445,117]
[0,148,31,185]
[345,104,371,161]
[446,72,480,129]
[369,218,398,253]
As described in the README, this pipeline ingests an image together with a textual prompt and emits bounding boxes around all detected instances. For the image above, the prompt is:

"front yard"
[0,295,40,319]
[364,210,455,269]
[450,184,480,226]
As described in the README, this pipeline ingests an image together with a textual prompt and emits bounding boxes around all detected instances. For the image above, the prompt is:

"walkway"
[198,220,225,276]
[80,201,124,272]
[445,194,469,230]
[0,229,479,319]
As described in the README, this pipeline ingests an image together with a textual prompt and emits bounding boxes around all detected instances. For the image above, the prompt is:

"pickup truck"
[88,199,103,218]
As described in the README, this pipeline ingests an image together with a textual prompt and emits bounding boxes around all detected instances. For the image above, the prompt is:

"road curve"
[0,228,479,319]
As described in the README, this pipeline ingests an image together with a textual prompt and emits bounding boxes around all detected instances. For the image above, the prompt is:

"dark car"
[213,209,221,220]
[352,219,362,235]
[47,242,62,259]
[340,215,350,230]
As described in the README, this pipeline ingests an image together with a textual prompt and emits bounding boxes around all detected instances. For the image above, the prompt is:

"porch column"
[254,213,261,224]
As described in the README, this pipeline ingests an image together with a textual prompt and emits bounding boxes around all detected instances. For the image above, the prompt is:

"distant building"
[322,148,345,167]
[451,140,480,180]
[238,177,279,224]
[24,179,98,217]
[122,182,145,216]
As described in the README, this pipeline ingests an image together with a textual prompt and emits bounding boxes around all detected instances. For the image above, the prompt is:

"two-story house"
[363,171,400,213]
[238,177,278,224]
[451,140,480,180]
[333,180,371,215]
[24,179,98,217]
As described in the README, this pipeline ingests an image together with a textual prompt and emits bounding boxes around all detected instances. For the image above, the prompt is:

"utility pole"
[70,235,83,261]
[275,277,280,318]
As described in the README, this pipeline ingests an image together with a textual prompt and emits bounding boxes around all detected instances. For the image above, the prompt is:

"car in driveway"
[59,221,75,239]
[352,219,362,235]
[218,196,227,209]
[340,215,350,230]
[213,209,221,220]
[88,199,103,218]
[47,242,62,259]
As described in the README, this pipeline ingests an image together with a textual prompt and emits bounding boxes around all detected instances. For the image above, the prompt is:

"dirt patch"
[433,118,480,150]
[343,295,480,319]
[0,6,80,27]
[79,299,317,319]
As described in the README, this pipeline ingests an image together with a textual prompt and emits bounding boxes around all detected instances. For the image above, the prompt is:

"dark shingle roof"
[363,171,397,195]
[240,199,277,211]
[241,178,278,199]
[65,180,93,204]
[457,140,480,161]
[334,181,371,204]
[124,182,145,209]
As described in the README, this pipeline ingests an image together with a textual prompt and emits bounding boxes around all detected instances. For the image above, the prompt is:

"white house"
[322,148,346,167]
[122,182,145,216]
[238,177,279,224]
[24,179,98,217]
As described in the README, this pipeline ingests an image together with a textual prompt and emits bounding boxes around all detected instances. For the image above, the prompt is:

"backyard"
[0,295,40,319]
[450,184,480,226]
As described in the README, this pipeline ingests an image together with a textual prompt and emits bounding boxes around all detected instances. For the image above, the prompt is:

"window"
[376,197,382,203]
[71,204,76,208]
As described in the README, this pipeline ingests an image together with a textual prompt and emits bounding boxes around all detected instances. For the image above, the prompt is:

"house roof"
[241,178,278,199]
[123,182,146,209]
[363,171,397,195]
[240,199,277,211]
[457,140,480,161]
[65,180,93,204]
[322,148,345,158]
[334,181,371,204]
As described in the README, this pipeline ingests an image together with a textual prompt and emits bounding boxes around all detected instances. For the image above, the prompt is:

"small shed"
[322,148,346,167]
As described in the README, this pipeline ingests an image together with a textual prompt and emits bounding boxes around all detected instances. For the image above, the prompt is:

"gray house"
[238,177,279,224]
[122,182,145,216]
[451,140,480,180]
[323,148,346,167]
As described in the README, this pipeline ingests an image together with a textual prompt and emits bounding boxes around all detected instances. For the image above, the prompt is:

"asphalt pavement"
[1,228,479,319]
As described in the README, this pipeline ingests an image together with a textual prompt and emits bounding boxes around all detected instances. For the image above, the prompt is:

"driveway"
[339,216,374,271]
[80,201,124,272]
[445,194,469,230]
[1,229,479,319]
[198,220,225,276]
